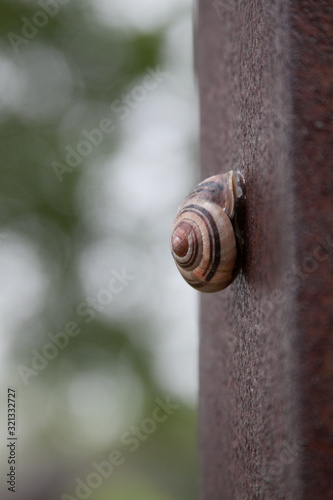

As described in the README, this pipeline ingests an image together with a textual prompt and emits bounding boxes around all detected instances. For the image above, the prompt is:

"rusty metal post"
[198,1,333,498]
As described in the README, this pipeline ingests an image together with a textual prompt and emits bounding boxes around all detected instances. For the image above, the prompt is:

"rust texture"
[198,0,333,499]
[290,1,333,498]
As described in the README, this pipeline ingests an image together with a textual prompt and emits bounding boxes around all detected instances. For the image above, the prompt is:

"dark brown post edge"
[198,1,333,499]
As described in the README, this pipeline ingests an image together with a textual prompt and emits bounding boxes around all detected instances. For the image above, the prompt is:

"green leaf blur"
[0,1,198,499]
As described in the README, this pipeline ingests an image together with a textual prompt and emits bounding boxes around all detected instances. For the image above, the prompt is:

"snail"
[170,170,243,293]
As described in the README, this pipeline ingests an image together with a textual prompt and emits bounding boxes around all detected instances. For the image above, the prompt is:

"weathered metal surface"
[198,0,333,498]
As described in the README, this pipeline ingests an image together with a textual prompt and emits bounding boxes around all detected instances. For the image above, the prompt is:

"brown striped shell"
[170,171,240,293]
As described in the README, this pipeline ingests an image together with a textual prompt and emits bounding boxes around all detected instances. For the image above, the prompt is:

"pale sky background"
[0,0,199,414]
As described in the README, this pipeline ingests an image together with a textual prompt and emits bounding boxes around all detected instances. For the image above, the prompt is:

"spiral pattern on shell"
[171,171,240,293]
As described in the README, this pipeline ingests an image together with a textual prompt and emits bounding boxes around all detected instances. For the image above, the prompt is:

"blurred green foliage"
[0,1,198,499]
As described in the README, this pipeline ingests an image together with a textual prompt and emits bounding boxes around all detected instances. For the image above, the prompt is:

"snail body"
[170,170,242,293]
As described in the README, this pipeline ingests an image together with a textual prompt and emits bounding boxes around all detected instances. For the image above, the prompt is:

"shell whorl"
[171,171,240,293]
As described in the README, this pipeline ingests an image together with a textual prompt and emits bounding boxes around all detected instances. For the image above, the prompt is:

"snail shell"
[170,170,241,293]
